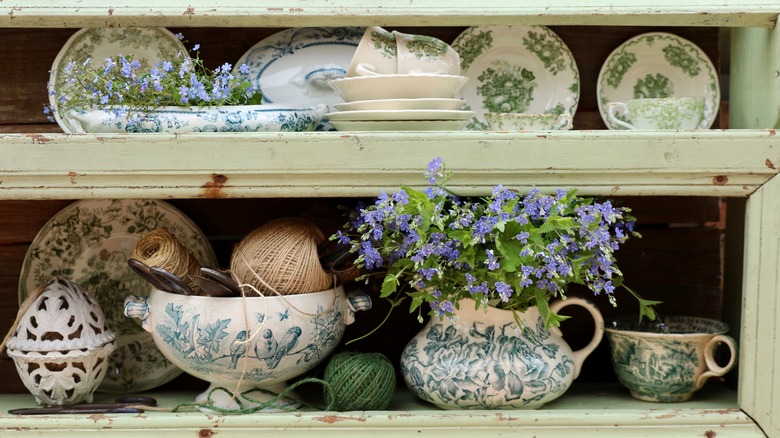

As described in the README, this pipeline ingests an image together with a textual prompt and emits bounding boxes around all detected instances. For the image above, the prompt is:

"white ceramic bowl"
[124,286,370,411]
[329,74,468,102]
[68,104,328,133]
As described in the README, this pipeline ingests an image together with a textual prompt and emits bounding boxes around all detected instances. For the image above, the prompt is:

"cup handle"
[555,113,573,130]
[354,63,382,76]
[123,295,152,333]
[549,297,605,379]
[606,102,635,130]
[695,334,737,390]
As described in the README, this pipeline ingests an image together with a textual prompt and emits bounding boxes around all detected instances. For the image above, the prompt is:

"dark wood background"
[0,26,728,393]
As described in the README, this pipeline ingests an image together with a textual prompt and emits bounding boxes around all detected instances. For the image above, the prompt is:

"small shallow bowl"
[69,104,327,133]
[329,74,468,102]
[124,285,371,411]
[333,98,467,112]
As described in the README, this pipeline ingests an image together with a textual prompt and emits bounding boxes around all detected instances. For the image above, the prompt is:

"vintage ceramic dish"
[597,32,719,130]
[329,74,469,102]
[333,98,466,112]
[124,286,371,411]
[234,27,363,107]
[329,119,469,131]
[19,199,218,393]
[69,104,327,133]
[48,27,187,134]
[485,112,573,130]
[325,109,474,121]
[451,25,580,131]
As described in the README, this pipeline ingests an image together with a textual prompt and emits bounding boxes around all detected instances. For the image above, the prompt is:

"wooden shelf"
[1,130,778,199]
[1,1,778,28]
[0,383,763,437]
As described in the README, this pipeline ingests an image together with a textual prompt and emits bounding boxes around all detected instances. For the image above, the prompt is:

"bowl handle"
[549,297,605,380]
[344,292,372,325]
[123,295,152,332]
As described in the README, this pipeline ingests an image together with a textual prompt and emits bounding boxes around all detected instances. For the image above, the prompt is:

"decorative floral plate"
[19,199,218,393]
[451,25,580,131]
[597,32,720,130]
[48,27,187,134]
[234,27,363,107]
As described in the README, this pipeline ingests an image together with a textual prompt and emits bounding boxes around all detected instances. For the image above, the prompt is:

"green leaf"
[380,273,399,298]
[495,221,525,272]
[535,289,570,329]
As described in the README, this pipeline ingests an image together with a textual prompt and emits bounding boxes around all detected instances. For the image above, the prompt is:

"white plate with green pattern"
[48,27,187,134]
[19,199,218,393]
[597,32,720,130]
[451,25,580,131]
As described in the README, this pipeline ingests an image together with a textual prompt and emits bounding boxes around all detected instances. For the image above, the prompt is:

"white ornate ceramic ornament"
[7,278,116,405]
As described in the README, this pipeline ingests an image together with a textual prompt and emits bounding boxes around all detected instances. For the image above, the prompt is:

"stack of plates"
[327,74,473,131]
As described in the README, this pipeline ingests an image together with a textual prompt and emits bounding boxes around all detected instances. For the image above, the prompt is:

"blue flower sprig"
[46,34,262,127]
[334,158,659,329]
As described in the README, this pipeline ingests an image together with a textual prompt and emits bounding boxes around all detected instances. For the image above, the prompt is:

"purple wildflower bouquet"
[48,36,262,126]
[334,158,658,329]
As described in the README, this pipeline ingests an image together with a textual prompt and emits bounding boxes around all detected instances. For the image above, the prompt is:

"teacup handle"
[354,63,382,76]
[606,102,635,130]
[549,297,605,379]
[554,113,573,130]
[696,334,737,390]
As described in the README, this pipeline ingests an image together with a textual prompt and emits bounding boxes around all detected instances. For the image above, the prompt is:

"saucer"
[325,109,474,121]
[329,74,469,102]
[597,32,719,130]
[451,25,580,130]
[333,98,466,112]
[330,119,469,131]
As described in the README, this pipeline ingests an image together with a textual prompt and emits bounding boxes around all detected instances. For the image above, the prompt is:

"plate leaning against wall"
[596,32,720,130]
[19,199,218,393]
[48,27,187,134]
[234,27,363,107]
[451,25,580,131]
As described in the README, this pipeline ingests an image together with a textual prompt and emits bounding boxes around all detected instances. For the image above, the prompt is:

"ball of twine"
[131,228,205,295]
[324,352,396,411]
[230,218,332,296]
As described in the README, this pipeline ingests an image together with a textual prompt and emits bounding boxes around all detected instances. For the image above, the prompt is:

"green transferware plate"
[19,199,218,393]
[597,32,720,130]
[451,25,580,131]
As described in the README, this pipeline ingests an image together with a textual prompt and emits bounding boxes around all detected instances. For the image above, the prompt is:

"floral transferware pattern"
[597,32,719,130]
[69,105,326,133]
[48,27,186,133]
[19,199,218,393]
[400,298,603,409]
[452,25,579,130]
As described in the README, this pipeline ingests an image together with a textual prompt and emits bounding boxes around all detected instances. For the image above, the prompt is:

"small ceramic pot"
[124,285,370,411]
[605,316,737,402]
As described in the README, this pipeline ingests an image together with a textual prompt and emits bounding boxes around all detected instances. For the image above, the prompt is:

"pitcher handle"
[549,297,604,379]
[695,334,737,390]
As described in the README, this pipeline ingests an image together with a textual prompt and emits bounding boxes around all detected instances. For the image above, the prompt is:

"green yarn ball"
[324,352,396,411]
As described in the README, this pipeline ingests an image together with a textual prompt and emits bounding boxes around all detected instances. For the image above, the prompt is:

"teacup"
[485,112,573,131]
[605,316,737,402]
[346,26,397,77]
[392,30,460,76]
[607,97,705,130]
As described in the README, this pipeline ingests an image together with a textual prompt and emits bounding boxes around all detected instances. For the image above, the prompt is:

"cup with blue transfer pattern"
[605,315,737,402]
[606,96,705,130]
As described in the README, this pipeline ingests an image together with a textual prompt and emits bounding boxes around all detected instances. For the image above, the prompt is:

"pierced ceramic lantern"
[7,278,116,405]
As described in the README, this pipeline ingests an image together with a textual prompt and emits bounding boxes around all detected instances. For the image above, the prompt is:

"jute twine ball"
[230,218,332,296]
[324,352,396,411]
[132,228,205,295]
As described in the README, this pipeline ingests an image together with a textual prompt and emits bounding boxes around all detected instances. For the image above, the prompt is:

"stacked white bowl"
[327,27,472,131]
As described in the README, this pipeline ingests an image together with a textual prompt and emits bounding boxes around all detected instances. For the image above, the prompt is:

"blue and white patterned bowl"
[69,104,327,133]
[124,285,370,411]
